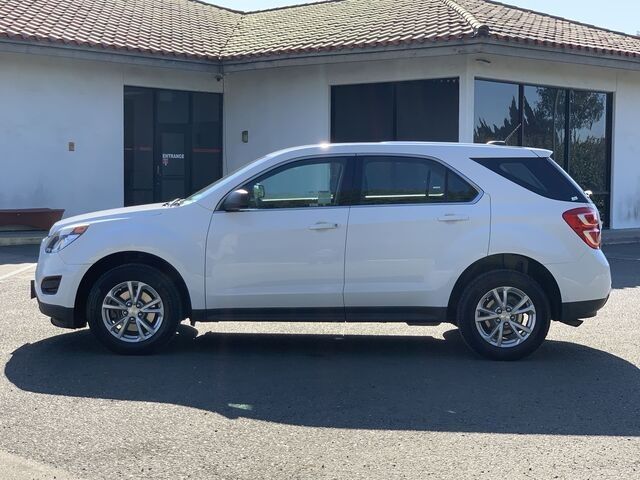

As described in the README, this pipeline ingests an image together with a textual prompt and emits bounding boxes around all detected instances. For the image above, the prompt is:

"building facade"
[1,0,640,229]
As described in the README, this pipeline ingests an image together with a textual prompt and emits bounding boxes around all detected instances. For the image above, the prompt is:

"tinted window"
[359,157,478,205]
[523,85,566,162]
[242,158,346,209]
[331,83,394,142]
[474,80,520,146]
[332,78,459,143]
[473,157,588,202]
[395,79,459,141]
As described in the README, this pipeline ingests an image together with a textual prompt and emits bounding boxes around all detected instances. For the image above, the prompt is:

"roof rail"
[487,140,507,146]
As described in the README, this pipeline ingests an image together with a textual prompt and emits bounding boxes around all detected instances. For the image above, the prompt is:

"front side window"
[358,156,478,205]
[241,158,347,209]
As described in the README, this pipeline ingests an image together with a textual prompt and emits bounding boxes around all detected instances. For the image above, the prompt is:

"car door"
[205,156,353,318]
[344,155,490,320]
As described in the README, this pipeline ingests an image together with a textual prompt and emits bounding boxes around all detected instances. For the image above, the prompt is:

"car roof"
[270,142,553,159]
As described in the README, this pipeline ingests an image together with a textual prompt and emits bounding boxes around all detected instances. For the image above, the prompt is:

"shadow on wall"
[6,326,640,436]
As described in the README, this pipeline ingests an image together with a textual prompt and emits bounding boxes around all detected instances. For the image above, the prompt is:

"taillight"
[562,207,601,249]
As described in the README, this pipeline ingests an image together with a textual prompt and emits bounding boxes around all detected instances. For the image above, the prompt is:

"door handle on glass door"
[438,214,469,222]
[309,222,339,230]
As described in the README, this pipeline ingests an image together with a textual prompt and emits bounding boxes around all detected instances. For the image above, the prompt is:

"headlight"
[45,225,89,253]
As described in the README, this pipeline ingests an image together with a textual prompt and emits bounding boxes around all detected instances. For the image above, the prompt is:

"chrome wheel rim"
[101,281,164,343]
[475,286,536,348]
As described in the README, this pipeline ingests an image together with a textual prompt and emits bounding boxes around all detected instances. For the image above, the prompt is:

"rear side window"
[472,157,588,203]
[359,156,479,205]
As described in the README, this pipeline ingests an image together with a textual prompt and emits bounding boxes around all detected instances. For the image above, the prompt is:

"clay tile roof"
[0,0,242,60]
[0,0,639,62]
[223,0,475,59]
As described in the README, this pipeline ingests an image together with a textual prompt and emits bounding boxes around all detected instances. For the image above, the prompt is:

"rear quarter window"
[472,157,588,203]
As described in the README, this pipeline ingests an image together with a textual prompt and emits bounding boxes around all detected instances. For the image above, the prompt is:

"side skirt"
[190,307,447,325]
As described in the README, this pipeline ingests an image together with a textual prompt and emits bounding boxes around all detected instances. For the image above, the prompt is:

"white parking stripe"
[0,263,36,281]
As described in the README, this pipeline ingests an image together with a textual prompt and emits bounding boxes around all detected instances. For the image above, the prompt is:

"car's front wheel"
[457,270,551,361]
[86,264,182,354]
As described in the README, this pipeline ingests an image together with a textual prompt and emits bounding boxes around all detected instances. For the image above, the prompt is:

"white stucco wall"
[1,49,639,229]
[0,52,221,218]
[222,54,470,172]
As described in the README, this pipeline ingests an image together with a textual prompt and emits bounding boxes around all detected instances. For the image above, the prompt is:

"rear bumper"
[560,296,609,321]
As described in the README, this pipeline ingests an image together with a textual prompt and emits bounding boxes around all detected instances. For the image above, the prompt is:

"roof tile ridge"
[439,0,489,37]
[219,12,246,60]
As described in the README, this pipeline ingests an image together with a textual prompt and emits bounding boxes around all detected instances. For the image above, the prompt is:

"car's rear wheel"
[457,270,551,360]
[86,264,182,354]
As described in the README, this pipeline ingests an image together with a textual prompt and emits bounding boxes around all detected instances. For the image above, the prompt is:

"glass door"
[124,87,223,206]
[156,126,189,202]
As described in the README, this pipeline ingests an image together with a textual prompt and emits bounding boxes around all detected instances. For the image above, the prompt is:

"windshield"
[182,153,276,204]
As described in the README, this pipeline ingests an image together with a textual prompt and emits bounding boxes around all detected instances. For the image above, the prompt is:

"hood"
[50,203,167,234]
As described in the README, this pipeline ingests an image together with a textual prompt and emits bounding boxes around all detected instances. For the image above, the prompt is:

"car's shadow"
[5,326,640,436]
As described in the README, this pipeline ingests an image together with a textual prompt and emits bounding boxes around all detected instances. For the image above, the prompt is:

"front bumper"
[37,299,82,329]
[33,240,89,329]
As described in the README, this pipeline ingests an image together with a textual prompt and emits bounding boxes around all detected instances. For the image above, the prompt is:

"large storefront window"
[124,87,223,206]
[331,78,459,143]
[474,79,612,226]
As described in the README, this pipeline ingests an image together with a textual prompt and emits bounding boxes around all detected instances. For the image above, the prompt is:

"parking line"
[0,263,36,281]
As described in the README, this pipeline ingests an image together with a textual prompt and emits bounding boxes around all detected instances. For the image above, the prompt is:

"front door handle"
[438,214,469,222]
[309,222,339,230]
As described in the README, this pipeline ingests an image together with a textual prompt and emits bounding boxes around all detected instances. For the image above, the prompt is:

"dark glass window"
[331,78,459,143]
[331,83,394,142]
[358,156,477,205]
[395,79,459,141]
[124,87,223,206]
[242,158,347,209]
[474,79,612,226]
[156,90,189,124]
[192,92,223,192]
[124,88,154,206]
[523,86,566,162]
[474,80,520,145]
[472,157,588,203]
[569,90,609,223]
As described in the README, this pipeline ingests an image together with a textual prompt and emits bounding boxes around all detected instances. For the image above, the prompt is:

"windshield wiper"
[163,198,183,207]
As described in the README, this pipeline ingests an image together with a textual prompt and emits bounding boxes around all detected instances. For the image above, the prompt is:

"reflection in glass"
[569,91,607,192]
[523,86,566,163]
[473,79,611,227]
[474,80,520,145]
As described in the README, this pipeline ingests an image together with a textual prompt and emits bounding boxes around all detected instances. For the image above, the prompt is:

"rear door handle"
[438,214,469,222]
[309,222,339,230]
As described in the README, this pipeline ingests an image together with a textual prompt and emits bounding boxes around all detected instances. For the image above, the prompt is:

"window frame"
[351,154,483,208]
[217,155,357,212]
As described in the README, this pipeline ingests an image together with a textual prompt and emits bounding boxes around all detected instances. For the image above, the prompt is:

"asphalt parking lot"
[0,244,638,479]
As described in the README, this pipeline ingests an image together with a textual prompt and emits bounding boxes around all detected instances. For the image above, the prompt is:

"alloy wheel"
[474,286,536,348]
[101,281,165,343]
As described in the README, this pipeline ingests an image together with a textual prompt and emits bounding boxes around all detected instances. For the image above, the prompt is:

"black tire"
[456,270,551,361]
[86,264,182,355]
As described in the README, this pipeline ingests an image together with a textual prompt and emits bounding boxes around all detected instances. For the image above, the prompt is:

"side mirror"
[222,189,250,212]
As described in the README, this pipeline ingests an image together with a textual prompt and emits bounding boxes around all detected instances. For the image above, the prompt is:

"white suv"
[32,143,611,360]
